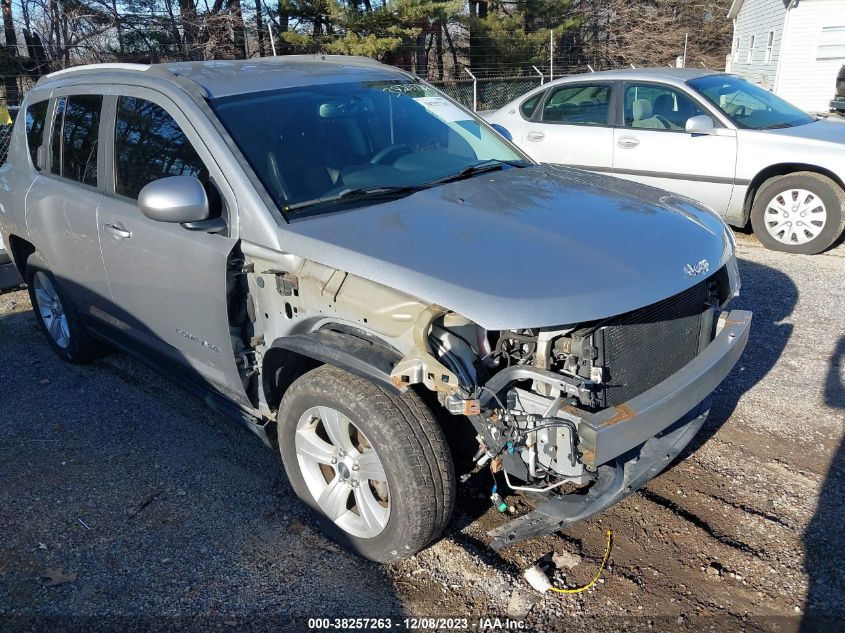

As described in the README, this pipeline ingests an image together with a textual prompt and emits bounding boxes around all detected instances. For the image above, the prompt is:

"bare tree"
[1,0,20,103]
[579,0,731,70]
[0,0,733,103]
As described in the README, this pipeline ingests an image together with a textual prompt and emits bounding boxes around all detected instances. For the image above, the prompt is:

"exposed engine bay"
[428,317,595,491]
[242,242,734,501]
[417,266,731,495]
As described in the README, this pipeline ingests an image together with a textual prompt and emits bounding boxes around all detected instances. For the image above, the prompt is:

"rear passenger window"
[541,84,611,125]
[520,92,544,119]
[25,100,49,169]
[113,96,207,200]
[50,94,103,186]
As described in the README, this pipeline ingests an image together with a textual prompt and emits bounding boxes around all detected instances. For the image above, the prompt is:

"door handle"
[103,223,131,239]
[525,131,545,142]
[617,136,640,149]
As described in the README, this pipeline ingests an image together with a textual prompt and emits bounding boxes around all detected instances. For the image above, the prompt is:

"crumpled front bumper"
[487,309,751,549]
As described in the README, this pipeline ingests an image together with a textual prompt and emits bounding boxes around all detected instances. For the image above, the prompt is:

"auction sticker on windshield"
[413,96,471,123]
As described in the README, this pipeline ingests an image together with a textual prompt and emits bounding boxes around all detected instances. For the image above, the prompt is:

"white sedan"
[483,68,845,255]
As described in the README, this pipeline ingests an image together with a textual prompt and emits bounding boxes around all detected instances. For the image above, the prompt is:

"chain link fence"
[429,75,545,112]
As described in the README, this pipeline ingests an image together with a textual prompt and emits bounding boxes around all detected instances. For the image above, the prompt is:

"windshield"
[688,74,814,130]
[210,80,527,217]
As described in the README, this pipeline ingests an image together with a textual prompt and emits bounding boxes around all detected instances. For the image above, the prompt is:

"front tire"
[26,252,105,363]
[277,365,456,562]
[750,172,845,255]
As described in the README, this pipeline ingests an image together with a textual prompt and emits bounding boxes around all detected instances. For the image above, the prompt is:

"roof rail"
[34,62,208,97]
[40,63,151,83]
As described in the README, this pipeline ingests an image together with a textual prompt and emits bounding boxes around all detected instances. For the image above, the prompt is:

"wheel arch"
[261,326,405,414]
[6,234,36,278]
[743,163,845,225]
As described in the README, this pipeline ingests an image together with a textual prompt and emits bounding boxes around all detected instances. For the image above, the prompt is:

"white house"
[726,0,845,112]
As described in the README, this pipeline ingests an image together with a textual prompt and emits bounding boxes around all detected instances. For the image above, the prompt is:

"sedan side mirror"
[138,176,209,223]
[685,114,717,135]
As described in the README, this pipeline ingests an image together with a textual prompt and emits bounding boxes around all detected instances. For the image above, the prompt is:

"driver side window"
[113,96,208,200]
[624,84,707,131]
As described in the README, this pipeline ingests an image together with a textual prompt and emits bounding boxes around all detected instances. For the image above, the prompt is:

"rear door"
[612,81,737,215]
[0,98,49,290]
[520,81,615,171]
[96,88,248,403]
[485,89,546,144]
[24,87,111,309]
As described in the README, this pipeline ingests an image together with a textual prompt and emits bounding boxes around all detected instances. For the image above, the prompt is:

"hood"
[276,165,733,331]
[754,118,845,145]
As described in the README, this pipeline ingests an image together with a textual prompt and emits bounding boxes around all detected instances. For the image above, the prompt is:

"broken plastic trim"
[389,305,464,395]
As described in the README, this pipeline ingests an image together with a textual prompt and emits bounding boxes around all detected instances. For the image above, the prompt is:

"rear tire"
[26,252,106,363]
[750,172,845,255]
[277,365,455,562]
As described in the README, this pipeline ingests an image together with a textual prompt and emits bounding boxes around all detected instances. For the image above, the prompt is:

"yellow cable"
[548,529,612,594]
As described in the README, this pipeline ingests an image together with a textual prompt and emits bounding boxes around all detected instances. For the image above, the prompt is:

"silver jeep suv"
[0,57,750,562]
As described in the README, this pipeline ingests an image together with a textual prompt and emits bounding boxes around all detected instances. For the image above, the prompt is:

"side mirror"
[490,123,513,142]
[685,115,716,135]
[138,175,210,223]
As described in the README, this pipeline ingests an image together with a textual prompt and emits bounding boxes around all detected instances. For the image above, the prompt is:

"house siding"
[730,0,788,89]
[776,0,845,111]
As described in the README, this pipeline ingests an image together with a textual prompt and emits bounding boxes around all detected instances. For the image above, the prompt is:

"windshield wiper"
[760,122,793,129]
[427,159,528,186]
[284,185,423,213]
[283,160,528,213]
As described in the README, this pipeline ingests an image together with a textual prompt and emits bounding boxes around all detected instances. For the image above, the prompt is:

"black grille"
[593,271,721,408]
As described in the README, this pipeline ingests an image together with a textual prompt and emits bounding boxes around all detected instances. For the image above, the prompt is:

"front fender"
[267,329,404,396]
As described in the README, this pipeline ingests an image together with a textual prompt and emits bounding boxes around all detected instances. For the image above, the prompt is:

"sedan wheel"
[750,172,845,255]
[763,188,826,246]
[295,405,390,539]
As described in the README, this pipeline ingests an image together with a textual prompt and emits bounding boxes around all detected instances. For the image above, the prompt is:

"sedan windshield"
[210,80,527,217]
[688,74,814,130]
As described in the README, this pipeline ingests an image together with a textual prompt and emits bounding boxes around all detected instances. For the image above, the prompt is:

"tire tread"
[278,365,456,561]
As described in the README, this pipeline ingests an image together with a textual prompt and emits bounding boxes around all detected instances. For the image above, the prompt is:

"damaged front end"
[388,263,751,548]
[244,236,749,549]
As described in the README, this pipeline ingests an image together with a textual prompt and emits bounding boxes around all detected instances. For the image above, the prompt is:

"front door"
[520,81,615,171]
[612,82,737,216]
[96,90,247,401]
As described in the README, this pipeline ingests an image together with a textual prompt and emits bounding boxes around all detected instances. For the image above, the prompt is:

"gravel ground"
[1,233,843,632]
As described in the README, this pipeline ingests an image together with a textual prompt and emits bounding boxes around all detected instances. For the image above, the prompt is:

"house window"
[747,34,755,63]
[765,31,774,64]
[817,26,845,60]
[733,36,740,62]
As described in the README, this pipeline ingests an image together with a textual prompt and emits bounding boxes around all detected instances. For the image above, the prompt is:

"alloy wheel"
[32,271,71,349]
[294,405,390,538]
